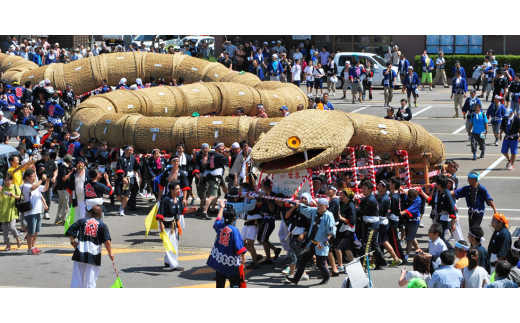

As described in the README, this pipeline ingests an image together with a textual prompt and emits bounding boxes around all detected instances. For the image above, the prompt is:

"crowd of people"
[1,36,519,289]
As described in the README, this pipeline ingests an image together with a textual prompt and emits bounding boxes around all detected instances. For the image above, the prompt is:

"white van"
[133,35,181,50]
[334,52,401,89]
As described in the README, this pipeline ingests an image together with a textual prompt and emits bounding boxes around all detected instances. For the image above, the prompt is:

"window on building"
[334,35,392,55]
[426,35,482,54]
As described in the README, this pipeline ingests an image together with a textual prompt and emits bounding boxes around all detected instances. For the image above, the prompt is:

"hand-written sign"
[272,170,311,197]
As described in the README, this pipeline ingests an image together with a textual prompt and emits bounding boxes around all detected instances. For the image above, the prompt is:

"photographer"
[222,38,236,59]
[54,154,74,225]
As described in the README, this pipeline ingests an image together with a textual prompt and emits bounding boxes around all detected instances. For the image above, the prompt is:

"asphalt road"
[1,84,519,288]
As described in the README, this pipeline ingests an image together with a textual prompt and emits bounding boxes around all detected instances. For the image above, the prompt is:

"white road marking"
[452,125,466,134]
[352,106,370,113]
[413,106,434,116]
[480,176,520,179]
[479,156,507,179]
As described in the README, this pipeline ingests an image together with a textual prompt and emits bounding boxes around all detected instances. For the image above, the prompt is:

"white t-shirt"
[293,52,303,61]
[462,266,489,288]
[405,270,431,285]
[22,183,45,215]
[304,66,315,81]
[291,64,301,81]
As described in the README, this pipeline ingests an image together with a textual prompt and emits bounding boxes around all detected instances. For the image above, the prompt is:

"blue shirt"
[428,265,463,288]
[398,59,409,75]
[470,112,488,134]
[486,103,506,125]
[421,56,434,73]
[206,218,247,276]
[452,77,468,94]
[403,72,420,89]
[462,96,481,115]
[323,101,334,110]
[383,69,397,88]
[299,205,336,256]
[452,66,466,79]
[486,277,518,288]
[454,183,492,214]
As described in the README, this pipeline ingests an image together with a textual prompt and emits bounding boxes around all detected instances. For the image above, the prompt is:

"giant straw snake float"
[0,52,445,173]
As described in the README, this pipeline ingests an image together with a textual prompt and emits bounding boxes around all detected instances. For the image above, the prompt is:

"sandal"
[16,237,21,249]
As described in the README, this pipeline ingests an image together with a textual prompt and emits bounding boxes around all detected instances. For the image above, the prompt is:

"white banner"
[272,169,311,197]
[292,35,311,40]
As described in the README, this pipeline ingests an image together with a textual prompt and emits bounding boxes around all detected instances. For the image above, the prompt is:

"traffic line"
[155,253,210,261]
[452,125,466,134]
[479,156,507,179]
[413,106,434,116]
[352,106,370,113]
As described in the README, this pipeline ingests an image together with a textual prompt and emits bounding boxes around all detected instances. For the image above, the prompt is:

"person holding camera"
[84,167,113,223]
[420,51,434,91]
[222,38,236,59]
[22,170,50,255]
[383,62,396,106]
[54,154,74,225]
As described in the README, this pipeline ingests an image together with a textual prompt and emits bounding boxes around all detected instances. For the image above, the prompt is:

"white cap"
[345,61,350,65]
[54,43,59,46]
[263,41,268,45]
[231,142,240,149]
[272,54,277,58]
[408,66,413,70]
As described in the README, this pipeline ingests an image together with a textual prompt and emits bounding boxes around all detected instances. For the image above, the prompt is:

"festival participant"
[387,177,406,262]
[84,167,113,222]
[35,149,57,221]
[454,240,470,269]
[147,149,167,198]
[421,174,456,250]
[207,200,247,288]
[506,243,520,284]
[68,157,89,219]
[176,143,195,203]
[54,154,74,225]
[349,60,365,103]
[462,89,481,139]
[333,188,356,271]
[400,188,422,263]
[116,78,129,90]
[157,181,196,271]
[359,181,387,270]
[428,250,463,288]
[115,145,140,216]
[451,70,467,118]
[396,99,412,121]
[284,193,313,280]
[230,141,256,187]
[376,180,402,267]
[499,106,520,170]
[194,142,230,220]
[420,51,434,91]
[452,171,497,227]
[255,180,282,265]
[401,66,420,107]
[66,132,85,159]
[488,213,512,270]
[285,198,336,285]
[462,248,490,288]
[507,73,520,116]
[66,205,113,288]
[486,95,507,146]
[325,184,341,276]
[157,156,190,205]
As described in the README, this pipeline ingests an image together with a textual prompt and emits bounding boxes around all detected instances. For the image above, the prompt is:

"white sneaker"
[300,274,310,281]
[281,266,291,275]
[119,208,125,217]
[331,93,335,96]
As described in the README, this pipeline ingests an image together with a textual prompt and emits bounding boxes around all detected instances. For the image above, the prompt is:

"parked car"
[334,52,401,89]
[133,35,181,50]
[102,35,125,47]
[174,35,215,55]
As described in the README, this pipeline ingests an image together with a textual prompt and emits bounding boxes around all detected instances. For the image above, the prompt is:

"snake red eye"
[287,136,301,148]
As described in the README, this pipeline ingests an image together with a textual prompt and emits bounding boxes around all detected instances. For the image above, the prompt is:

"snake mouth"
[259,149,325,171]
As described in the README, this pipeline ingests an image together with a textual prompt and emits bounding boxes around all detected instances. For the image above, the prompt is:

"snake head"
[251,110,354,173]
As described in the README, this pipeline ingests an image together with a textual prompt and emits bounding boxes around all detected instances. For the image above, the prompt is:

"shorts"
[511,100,520,115]
[257,221,275,243]
[351,82,363,94]
[198,178,220,199]
[343,80,351,90]
[404,223,419,242]
[293,80,301,87]
[241,224,259,241]
[314,78,323,89]
[114,180,131,197]
[501,139,519,154]
[492,124,500,135]
[421,72,432,84]
[24,213,42,235]
[332,231,353,250]
[378,222,389,243]
[406,87,418,99]
[306,80,314,88]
